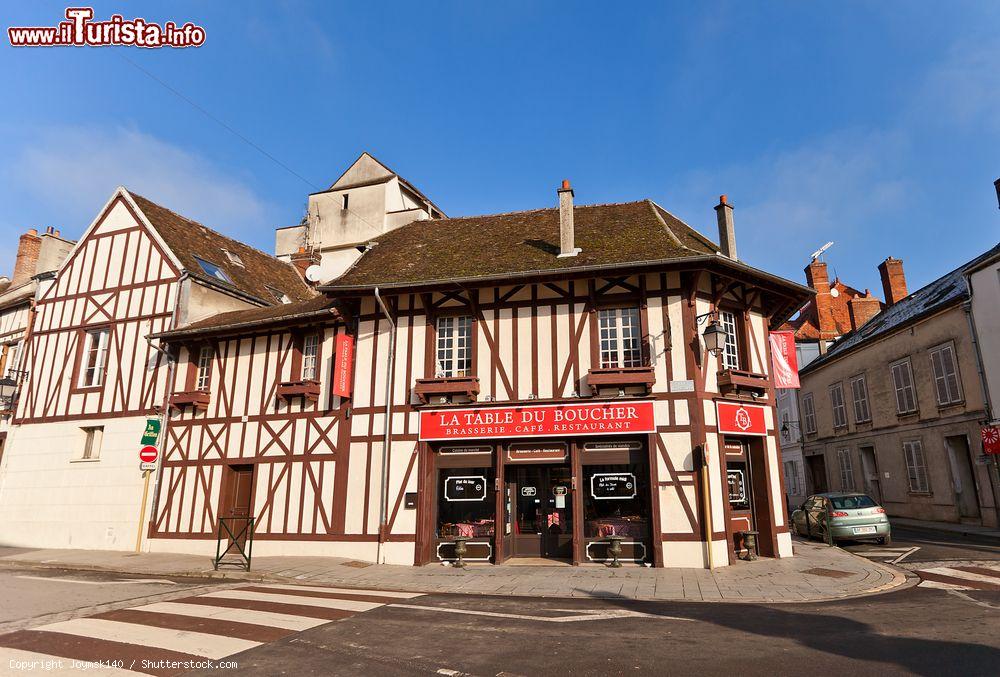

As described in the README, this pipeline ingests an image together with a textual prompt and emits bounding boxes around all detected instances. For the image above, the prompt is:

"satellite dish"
[810,241,834,261]
[304,264,323,283]
[829,287,840,298]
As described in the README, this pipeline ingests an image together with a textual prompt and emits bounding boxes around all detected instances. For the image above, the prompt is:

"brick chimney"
[11,228,42,287]
[290,246,320,284]
[714,195,737,260]
[878,257,908,306]
[804,259,837,336]
[848,290,881,331]
[557,180,579,258]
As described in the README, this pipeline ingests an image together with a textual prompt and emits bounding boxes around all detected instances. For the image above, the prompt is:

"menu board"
[444,475,487,502]
[590,473,636,500]
[727,468,748,508]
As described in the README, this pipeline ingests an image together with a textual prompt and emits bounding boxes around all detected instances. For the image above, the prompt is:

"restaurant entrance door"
[507,464,573,559]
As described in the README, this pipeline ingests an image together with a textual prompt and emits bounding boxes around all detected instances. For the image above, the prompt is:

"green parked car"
[791,492,892,545]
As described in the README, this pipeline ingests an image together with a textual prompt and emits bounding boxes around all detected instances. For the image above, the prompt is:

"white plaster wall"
[0,416,153,550]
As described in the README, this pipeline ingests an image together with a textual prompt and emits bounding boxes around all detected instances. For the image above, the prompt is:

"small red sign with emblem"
[983,426,1000,455]
[332,333,355,398]
[716,401,767,437]
[139,445,158,463]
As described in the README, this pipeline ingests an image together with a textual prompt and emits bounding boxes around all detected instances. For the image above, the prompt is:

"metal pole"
[135,469,151,552]
[700,446,714,569]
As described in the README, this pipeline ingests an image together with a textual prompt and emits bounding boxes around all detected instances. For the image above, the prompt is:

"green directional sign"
[140,418,161,446]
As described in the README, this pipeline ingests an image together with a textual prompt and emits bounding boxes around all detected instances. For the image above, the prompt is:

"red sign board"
[139,444,158,463]
[716,401,767,437]
[419,401,656,441]
[768,330,800,389]
[983,426,1000,455]
[332,333,354,398]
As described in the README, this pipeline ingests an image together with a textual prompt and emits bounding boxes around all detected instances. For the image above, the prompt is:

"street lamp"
[701,318,728,356]
[0,370,26,412]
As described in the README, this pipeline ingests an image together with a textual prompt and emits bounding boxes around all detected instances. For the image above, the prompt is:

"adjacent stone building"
[797,245,1000,527]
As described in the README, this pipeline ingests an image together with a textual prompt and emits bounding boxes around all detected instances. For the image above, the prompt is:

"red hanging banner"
[716,401,767,437]
[983,426,1000,455]
[332,333,354,398]
[419,401,656,441]
[768,330,800,389]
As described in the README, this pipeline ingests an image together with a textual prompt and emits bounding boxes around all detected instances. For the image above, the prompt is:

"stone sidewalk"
[0,538,908,604]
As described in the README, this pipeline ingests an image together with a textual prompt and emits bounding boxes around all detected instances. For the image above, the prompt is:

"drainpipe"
[374,287,396,563]
[963,279,1000,526]
[145,272,187,549]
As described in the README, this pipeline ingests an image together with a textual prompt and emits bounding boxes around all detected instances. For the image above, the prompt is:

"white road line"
[889,546,920,564]
[14,575,176,586]
[0,648,144,675]
[201,589,383,612]
[387,603,690,623]
[256,584,423,599]
[852,549,909,556]
[31,618,259,660]
[919,579,971,590]
[133,601,328,632]
[921,567,1000,585]
[947,589,1000,610]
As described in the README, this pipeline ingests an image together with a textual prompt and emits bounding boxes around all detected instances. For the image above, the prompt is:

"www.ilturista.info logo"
[8,7,206,48]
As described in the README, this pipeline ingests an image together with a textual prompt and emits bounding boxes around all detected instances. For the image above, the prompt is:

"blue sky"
[2,1,998,295]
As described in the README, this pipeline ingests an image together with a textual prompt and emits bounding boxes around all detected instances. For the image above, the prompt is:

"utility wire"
[117,53,390,241]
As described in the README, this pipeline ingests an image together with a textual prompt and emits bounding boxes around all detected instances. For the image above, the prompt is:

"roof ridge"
[427,200,650,223]
[647,200,720,251]
[126,189,298,267]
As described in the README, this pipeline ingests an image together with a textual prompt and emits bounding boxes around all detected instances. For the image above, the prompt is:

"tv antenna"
[809,241,834,261]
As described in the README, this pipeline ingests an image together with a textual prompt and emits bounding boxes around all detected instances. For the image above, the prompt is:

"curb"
[0,554,913,606]
[892,521,1000,544]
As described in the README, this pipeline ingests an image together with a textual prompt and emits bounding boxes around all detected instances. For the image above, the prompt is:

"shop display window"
[437,467,495,538]
[583,463,649,539]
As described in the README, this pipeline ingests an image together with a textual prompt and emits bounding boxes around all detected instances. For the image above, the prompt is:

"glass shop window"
[583,464,649,539]
[437,467,495,539]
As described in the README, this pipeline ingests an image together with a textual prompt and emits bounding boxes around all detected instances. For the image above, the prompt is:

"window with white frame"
[830,383,848,428]
[302,333,319,381]
[79,426,104,461]
[929,343,963,406]
[719,310,740,371]
[837,448,854,491]
[598,307,643,368]
[195,346,213,391]
[903,439,930,493]
[79,328,110,388]
[436,315,472,377]
[890,358,917,414]
[850,374,871,423]
[2,341,20,376]
[802,393,817,434]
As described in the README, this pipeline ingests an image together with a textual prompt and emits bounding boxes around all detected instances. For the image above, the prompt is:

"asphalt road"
[194,586,999,677]
[0,557,997,677]
[839,524,1000,563]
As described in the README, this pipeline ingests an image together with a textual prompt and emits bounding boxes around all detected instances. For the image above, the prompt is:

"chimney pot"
[557,180,579,258]
[877,257,908,306]
[848,291,882,331]
[714,195,737,260]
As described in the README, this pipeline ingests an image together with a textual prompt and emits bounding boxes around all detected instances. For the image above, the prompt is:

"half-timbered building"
[0,188,312,550]
[150,183,811,568]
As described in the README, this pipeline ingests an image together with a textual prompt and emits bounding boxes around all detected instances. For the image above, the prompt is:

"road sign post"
[135,417,162,553]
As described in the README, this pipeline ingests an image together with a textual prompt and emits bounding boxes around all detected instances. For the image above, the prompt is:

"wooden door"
[220,464,254,549]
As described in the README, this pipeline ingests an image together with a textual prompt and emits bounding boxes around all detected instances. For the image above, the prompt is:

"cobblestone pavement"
[0,537,907,604]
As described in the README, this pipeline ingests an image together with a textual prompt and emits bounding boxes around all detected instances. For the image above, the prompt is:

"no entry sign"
[139,445,158,464]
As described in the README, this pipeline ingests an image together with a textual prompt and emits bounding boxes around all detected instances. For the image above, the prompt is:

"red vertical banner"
[332,333,354,398]
[983,426,1000,455]
[768,330,800,389]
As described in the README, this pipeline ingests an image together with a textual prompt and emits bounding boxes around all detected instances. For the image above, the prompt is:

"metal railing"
[213,516,255,571]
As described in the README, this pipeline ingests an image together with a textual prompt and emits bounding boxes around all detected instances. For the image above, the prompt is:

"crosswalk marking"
[31,617,260,660]
[916,564,1000,592]
[0,583,424,674]
[200,588,385,612]
[133,601,328,631]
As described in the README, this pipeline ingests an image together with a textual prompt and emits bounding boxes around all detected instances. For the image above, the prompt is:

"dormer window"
[221,249,244,268]
[266,286,292,304]
[195,257,232,284]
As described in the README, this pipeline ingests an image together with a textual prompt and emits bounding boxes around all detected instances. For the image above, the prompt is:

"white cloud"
[8,125,270,232]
